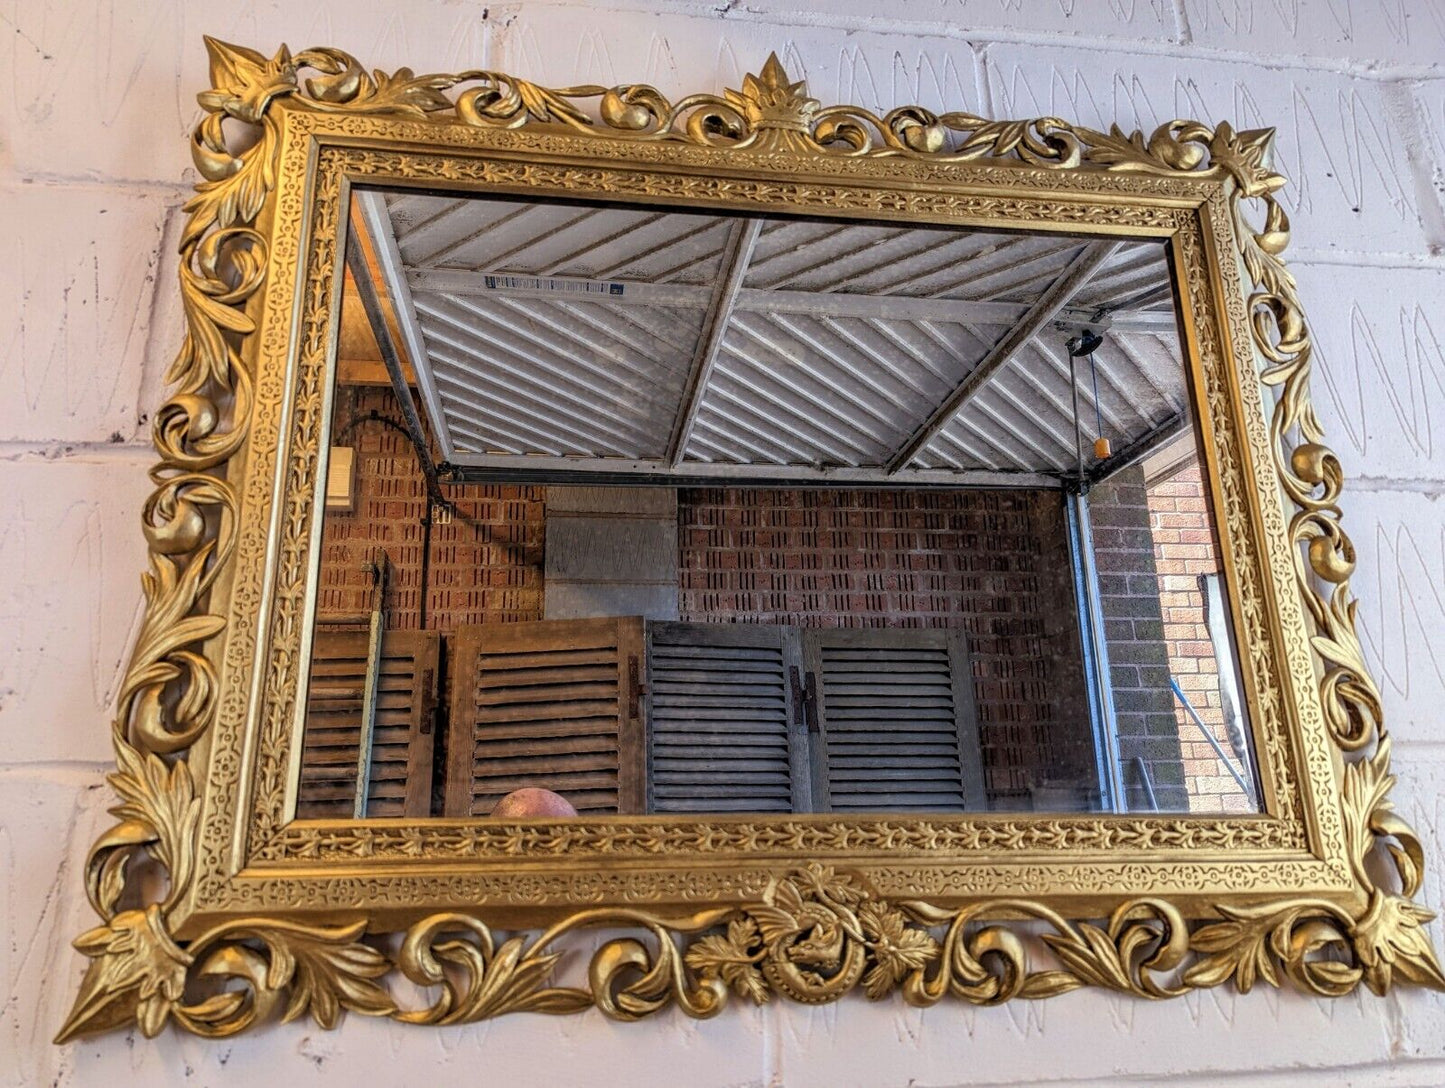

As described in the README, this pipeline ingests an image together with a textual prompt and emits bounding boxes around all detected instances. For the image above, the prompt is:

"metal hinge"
[627,655,643,720]
[790,667,820,733]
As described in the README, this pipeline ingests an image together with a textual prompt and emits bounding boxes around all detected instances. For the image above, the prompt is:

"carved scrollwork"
[56,40,1441,1043]
[58,864,1441,1042]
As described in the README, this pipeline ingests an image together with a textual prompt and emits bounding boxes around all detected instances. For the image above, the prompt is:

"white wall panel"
[1183,0,1445,70]
[0,457,152,765]
[984,42,1442,257]
[0,184,169,443]
[1294,263,1445,482]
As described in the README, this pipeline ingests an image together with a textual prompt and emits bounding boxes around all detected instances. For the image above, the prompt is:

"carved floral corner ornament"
[54,39,1443,1043]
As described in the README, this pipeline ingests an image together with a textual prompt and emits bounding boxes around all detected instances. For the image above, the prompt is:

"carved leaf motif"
[858,902,939,1000]
[1017,970,1088,999]
[1208,122,1285,197]
[98,738,199,916]
[1352,892,1445,995]
[1184,904,1311,992]
[56,907,191,1043]
[244,923,397,1028]
[1042,923,1137,992]
[449,936,587,1019]
[293,50,457,115]
[396,915,593,1023]
[197,38,296,123]
[684,918,768,1004]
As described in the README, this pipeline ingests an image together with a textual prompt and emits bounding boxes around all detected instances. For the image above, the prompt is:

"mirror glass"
[291,185,1262,821]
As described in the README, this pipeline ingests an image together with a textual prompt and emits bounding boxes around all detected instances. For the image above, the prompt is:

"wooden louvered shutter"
[805,628,986,813]
[645,621,811,814]
[445,617,645,817]
[297,626,440,819]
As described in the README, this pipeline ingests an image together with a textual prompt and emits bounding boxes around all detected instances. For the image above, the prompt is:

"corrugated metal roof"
[366,189,1190,484]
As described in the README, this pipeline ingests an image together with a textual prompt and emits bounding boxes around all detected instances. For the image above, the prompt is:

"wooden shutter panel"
[445,617,645,817]
[805,628,986,813]
[645,622,811,814]
[297,626,440,819]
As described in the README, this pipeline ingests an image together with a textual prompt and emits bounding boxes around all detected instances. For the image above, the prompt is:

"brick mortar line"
[877,1054,1445,1088]
[0,762,112,780]
[1290,250,1445,269]
[501,0,1445,82]
[0,441,157,463]
[0,172,191,196]
[1343,476,1445,496]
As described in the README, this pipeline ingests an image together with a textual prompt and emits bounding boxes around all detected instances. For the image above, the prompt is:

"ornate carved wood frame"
[56,39,1444,1042]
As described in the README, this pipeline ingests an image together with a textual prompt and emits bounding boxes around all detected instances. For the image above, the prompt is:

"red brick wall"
[676,487,1095,808]
[317,384,545,631]
[1146,463,1252,813]
[1087,466,1189,811]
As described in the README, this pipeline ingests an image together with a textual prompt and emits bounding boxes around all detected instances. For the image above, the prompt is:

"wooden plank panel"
[645,621,808,814]
[807,627,985,813]
[296,627,439,819]
[446,617,645,817]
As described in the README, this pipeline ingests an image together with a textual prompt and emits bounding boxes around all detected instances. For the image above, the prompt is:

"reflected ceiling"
[355,190,1188,485]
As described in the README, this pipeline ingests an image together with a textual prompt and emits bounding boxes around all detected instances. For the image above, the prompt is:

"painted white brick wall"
[2,1,1443,1083]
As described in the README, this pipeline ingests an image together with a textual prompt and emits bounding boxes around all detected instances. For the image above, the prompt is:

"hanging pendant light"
[1066,329,1111,461]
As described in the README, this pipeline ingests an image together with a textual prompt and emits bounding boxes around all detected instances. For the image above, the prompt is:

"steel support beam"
[884,241,1120,475]
[665,218,762,466]
[353,191,459,462]
[401,263,1176,332]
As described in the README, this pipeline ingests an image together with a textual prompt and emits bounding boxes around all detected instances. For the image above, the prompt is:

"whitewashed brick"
[0,771,113,1088]
[131,203,187,438]
[49,987,769,1088]
[1344,487,1445,746]
[1184,0,1445,70]
[0,456,151,764]
[1291,263,1445,483]
[1415,79,1445,216]
[772,983,1404,1087]
[0,184,169,443]
[1385,744,1445,935]
[505,0,1180,45]
[0,0,500,183]
[495,6,986,118]
[984,43,1435,257]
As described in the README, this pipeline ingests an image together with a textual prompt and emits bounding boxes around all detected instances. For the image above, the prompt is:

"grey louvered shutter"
[297,626,440,819]
[805,628,986,813]
[444,617,645,817]
[644,622,811,814]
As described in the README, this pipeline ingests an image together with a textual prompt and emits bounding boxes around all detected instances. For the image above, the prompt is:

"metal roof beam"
[665,218,763,467]
[353,191,459,461]
[402,266,1176,331]
[344,215,445,503]
[444,450,1061,490]
[884,241,1121,475]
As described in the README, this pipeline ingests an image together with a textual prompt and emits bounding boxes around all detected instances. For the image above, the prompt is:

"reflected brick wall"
[1089,466,1190,812]
[1147,463,1253,813]
[316,384,545,631]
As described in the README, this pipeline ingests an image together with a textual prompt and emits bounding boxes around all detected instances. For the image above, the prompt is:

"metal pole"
[345,225,443,503]
[1066,490,1127,813]
[352,554,390,819]
[1169,677,1255,800]
[1130,757,1160,812]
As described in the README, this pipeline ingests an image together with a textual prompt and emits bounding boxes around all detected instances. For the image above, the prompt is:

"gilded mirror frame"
[57,39,1444,1042]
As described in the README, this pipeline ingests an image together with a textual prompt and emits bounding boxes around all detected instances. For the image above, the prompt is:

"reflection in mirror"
[290,185,1262,822]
